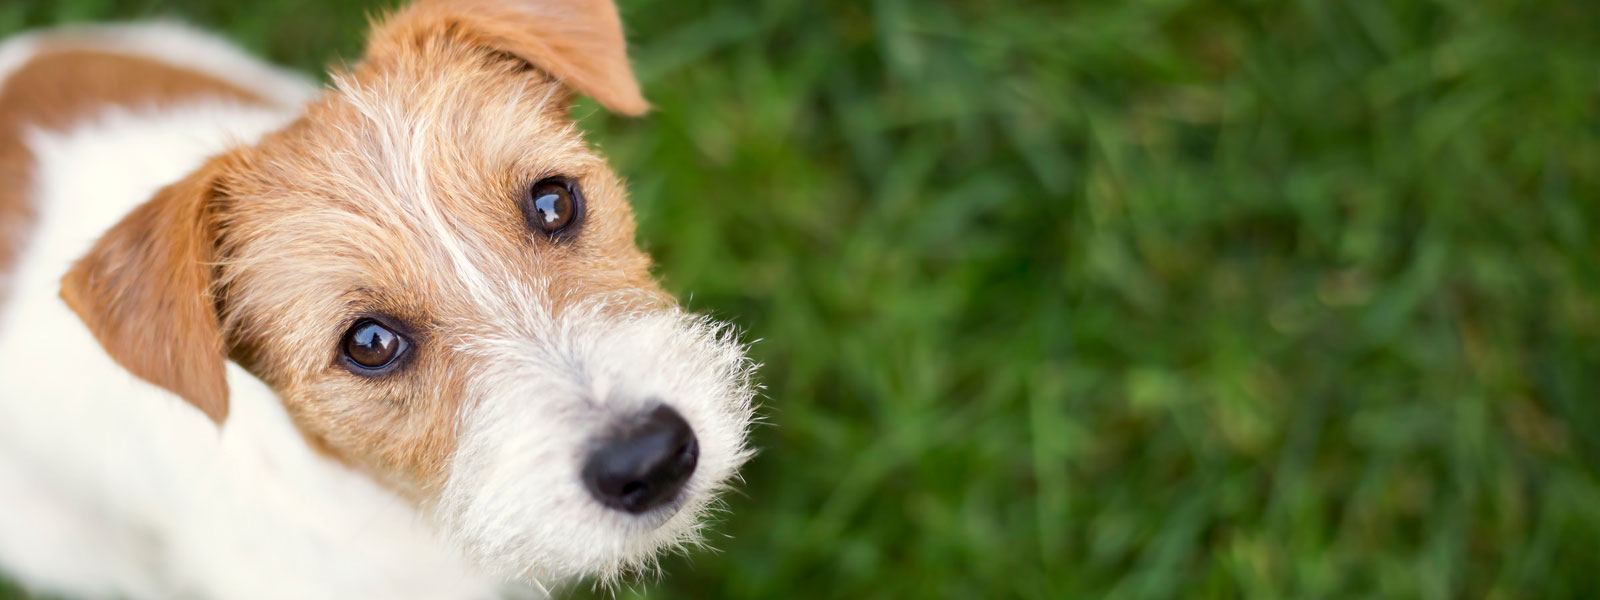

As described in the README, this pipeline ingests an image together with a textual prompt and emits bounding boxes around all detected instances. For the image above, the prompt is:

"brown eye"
[342,319,407,371]
[525,177,581,236]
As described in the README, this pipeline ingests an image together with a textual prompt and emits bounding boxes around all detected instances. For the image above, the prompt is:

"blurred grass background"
[3,0,1600,598]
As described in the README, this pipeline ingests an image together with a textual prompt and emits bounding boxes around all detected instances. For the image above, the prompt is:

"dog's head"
[57,0,756,584]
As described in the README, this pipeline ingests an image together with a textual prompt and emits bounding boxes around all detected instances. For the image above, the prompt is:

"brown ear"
[373,0,649,115]
[60,156,233,424]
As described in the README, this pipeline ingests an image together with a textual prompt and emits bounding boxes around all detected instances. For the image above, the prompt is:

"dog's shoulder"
[0,22,315,308]
[0,22,314,121]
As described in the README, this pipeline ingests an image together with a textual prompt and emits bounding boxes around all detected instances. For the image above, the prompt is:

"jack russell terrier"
[0,0,757,598]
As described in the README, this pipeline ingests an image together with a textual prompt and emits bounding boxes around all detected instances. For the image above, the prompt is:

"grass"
[3,0,1599,598]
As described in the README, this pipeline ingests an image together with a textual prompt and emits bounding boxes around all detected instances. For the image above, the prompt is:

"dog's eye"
[342,319,407,371]
[525,177,581,237]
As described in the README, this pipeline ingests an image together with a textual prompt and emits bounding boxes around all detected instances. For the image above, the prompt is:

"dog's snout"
[582,405,699,514]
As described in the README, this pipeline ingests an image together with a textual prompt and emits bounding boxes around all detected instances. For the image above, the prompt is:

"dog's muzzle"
[582,404,700,514]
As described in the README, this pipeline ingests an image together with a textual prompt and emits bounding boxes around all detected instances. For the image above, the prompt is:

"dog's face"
[58,0,755,584]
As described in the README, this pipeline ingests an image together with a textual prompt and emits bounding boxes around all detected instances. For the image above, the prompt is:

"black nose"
[582,405,699,514]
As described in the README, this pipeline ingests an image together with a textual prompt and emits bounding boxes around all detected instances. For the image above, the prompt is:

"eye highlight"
[341,318,409,373]
[524,176,582,237]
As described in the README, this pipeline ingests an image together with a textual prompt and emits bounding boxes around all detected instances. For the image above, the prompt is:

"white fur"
[0,21,757,599]
[0,37,36,87]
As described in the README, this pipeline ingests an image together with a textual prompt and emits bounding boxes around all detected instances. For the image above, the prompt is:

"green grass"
[4,0,1600,598]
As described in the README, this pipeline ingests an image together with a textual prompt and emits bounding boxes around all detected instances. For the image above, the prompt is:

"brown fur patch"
[0,45,270,318]
[368,0,649,115]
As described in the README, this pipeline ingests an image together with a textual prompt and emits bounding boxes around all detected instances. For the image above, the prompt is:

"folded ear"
[60,156,233,425]
[371,0,649,116]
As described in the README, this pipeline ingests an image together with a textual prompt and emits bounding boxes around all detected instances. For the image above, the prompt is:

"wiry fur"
[0,1,757,597]
[440,302,757,585]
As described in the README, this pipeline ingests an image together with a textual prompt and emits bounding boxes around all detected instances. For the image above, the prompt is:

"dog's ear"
[60,155,234,425]
[371,0,648,115]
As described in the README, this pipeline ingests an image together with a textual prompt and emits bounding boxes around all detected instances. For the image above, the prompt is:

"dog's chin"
[434,475,729,586]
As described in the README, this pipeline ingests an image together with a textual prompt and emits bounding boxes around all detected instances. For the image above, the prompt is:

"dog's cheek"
[278,376,462,496]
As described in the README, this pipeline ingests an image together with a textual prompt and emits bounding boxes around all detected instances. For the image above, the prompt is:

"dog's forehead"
[218,60,661,354]
[291,66,597,214]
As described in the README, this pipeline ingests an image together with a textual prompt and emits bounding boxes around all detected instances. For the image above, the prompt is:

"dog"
[0,0,757,597]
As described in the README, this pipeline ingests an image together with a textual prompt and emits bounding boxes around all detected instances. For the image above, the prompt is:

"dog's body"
[0,2,755,599]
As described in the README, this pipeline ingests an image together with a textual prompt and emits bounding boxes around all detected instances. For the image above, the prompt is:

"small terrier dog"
[0,0,756,598]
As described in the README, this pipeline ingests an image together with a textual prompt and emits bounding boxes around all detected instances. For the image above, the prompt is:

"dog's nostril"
[620,481,647,505]
[582,405,699,514]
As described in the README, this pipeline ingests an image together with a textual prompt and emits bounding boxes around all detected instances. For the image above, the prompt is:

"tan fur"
[0,48,267,325]
[51,1,664,496]
[372,0,649,115]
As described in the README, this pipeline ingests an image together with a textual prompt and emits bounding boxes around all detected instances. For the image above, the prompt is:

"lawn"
[2,0,1599,598]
